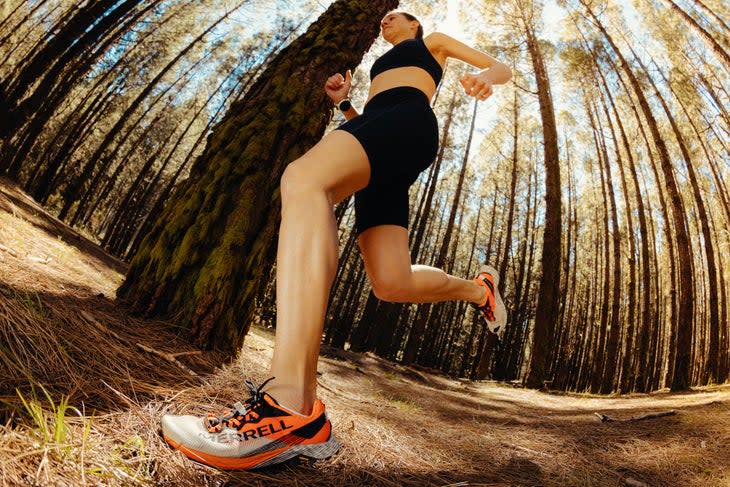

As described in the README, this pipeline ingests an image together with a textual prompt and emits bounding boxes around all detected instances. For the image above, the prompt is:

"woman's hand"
[460,71,494,101]
[325,69,352,103]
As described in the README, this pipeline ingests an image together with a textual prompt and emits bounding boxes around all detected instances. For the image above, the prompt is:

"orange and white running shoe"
[472,264,507,336]
[161,378,338,470]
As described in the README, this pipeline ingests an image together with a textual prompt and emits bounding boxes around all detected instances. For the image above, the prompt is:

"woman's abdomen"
[367,67,437,105]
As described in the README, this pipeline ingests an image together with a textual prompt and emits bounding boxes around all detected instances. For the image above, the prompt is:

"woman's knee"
[370,271,413,303]
[280,159,322,203]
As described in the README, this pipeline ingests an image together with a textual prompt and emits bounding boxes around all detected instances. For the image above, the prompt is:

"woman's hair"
[391,11,424,39]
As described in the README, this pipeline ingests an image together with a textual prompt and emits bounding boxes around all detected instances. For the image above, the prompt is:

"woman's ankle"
[472,279,488,305]
[265,382,315,416]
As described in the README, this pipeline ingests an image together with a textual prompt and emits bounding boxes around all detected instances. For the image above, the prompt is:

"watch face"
[339,100,352,111]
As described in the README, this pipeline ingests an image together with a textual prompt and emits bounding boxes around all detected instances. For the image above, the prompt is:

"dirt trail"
[0,177,728,487]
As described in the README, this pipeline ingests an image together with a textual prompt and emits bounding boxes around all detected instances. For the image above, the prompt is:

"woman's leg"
[358,225,487,304]
[267,130,370,415]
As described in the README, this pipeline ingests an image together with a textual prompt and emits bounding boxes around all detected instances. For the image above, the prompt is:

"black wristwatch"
[336,98,352,112]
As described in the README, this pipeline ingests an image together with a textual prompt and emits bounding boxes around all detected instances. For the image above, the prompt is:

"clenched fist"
[325,69,352,103]
[460,71,494,101]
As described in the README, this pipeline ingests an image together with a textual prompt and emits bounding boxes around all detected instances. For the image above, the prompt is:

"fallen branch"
[136,343,199,378]
[170,350,203,358]
[594,410,676,423]
[79,310,124,342]
[623,477,649,487]
[630,410,677,421]
[499,441,553,458]
[594,412,615,422]
[0,243,18,257]
[317,380,397,409]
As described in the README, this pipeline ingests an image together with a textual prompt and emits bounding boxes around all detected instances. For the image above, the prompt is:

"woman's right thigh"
[281,129,370,205]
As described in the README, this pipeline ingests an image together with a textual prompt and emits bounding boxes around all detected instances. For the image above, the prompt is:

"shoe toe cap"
[161,414,205,445]
[162,414,246,458]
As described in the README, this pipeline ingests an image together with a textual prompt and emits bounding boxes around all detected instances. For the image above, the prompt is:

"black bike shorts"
[336,86,439,235]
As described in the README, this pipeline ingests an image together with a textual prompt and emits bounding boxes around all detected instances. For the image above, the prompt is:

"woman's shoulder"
[423,32,461,55]
[423,32,454,64]
[426,33,509,73]
[423,31,450,48]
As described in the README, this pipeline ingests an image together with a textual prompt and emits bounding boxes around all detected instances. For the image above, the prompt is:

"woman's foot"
[161,378,338,470]
[472,265,507,335]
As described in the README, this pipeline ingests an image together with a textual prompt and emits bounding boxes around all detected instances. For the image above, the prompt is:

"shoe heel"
[479,264,507,331]
[479,264,500,287]
[299,433,340,459]
[252,434,340,469]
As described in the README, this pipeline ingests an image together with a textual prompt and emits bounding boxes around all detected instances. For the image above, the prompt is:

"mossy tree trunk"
[117,0,398,351]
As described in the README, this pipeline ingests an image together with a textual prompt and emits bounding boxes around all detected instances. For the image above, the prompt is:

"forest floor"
[0,176,729,487]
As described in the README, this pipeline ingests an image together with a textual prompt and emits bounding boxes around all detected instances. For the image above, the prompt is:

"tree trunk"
[409,91,459,260]
[588,115,611,393]
[30,84,116,203]
[55,4,241,221]
[689,0,730,35]
[642,57,720,385]
[601,50,669,392]
[119,46,275,261]
[493,88,521,380]
[600,79,639,393]
[594,99,622,394]
[522,17,562,389]
[504,161,536,380]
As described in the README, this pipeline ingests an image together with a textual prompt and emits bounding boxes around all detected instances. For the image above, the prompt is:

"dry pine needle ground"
[0,178,729,487]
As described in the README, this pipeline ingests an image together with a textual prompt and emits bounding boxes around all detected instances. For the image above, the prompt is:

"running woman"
[161,10,512,470]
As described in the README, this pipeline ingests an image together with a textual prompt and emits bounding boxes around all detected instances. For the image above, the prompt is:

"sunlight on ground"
[0,194,123,298]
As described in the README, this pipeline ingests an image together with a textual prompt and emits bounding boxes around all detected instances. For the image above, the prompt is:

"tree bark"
[642,57,720,385]
[689,0,730,35]
[59,21,227,222]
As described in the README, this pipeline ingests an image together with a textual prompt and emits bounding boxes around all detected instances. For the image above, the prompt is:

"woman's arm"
[426,32,512,100]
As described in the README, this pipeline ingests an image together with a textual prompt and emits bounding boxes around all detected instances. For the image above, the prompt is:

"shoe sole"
[479,264,507,333]
[164,432,339,470]
[253,433,340,469]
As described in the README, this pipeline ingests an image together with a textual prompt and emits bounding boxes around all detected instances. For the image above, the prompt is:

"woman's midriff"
[366,67,437,105]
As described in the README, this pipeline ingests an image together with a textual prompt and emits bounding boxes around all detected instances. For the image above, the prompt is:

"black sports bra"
[370,37,443,86]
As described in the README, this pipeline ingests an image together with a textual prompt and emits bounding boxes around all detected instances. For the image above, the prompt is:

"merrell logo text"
[201,420,295,444]
[238,420,294,441]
